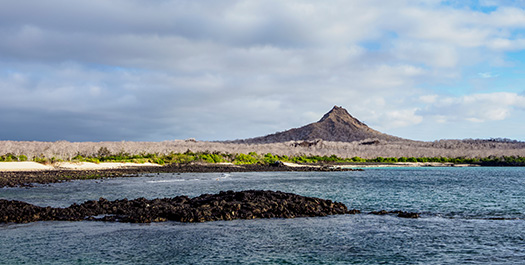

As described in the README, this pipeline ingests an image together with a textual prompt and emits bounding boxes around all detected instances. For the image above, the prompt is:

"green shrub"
[416,157,428,163]
[407,157,418,162]
[14,150,519,167]
[373,157,385,162]
[384,157,398,163]
[351,156,365,162]
[234,153,259,165]
[0,153,18,162]
[263,153,279,164]
[198,153,225,163]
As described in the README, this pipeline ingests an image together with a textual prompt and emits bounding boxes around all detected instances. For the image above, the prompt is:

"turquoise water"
[1,167,524,264]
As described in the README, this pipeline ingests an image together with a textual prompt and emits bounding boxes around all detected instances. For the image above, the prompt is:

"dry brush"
[1,139,524,161]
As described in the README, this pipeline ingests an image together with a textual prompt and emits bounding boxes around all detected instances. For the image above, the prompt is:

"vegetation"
[2,147,524,166]
[0,139,524,166]
[0,153,26,162]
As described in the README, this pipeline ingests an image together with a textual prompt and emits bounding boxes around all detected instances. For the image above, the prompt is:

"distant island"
[1,106,524,167]
[1,105,525,186]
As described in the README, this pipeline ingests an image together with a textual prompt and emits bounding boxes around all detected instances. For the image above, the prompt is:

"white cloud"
[419,92,525,123]
[383,109,424,128]
[1,1,525,141]
[419,95,438,103]
[478,72,499,78]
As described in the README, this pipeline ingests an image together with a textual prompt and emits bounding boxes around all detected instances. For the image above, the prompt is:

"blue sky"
[1,0,525,142]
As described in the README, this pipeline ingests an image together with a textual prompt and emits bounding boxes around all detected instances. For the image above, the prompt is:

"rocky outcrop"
[0,190,358,223]
[369,210,420,218]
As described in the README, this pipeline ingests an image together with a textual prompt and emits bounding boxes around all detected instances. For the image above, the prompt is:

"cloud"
[478,72,499,78]
[418,92,525,123]
[378,109,424,128]
[1,1,525,141]
[419,95,439,103]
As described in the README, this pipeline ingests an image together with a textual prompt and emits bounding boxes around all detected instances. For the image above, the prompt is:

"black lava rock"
[0,190,359,224]
[369,210,420,218]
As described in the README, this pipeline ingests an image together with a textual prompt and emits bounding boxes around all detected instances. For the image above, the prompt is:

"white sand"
[333,162,479,168]
[0,162,54,171]
[282,162,319,168]
[54,162,161,170]
[0,161,478,172]
[0,161,161,171]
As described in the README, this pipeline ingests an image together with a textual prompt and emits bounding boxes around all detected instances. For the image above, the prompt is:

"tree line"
[0,138,524,163]
[1,147,525,166]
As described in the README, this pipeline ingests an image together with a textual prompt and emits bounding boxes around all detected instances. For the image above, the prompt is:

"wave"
[146,179,186,183]
[215,173,232,181]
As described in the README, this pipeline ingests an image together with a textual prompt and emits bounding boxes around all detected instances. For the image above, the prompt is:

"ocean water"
[1,167,524,264]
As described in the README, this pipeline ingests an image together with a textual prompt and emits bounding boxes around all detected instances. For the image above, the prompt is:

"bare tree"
[1,139,524,160]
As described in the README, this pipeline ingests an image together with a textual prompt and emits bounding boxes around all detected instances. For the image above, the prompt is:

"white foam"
[146,179,186,183]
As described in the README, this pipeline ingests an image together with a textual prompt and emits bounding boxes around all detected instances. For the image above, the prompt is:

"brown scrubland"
[0,138,524,161]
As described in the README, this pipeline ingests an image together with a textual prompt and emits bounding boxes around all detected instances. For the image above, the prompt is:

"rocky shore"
[1,190,358,223]
[0,163,362,188]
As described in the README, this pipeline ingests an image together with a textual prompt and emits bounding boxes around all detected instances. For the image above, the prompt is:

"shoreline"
[0,161,162,172]
[0,160,501,188]
[332,162,479,168]
[0,162,361,188]
[0,161,480,172]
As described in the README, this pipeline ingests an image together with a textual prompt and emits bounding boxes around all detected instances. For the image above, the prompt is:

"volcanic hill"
[232,106,403,144]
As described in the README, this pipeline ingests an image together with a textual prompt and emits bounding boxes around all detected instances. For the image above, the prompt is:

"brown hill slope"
[231,106,403,144]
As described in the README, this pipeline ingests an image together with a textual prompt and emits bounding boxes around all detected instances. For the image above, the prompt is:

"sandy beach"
[0,162,361,188]
[333,162,479,168]
[0,161,161,172]
[0,160,479,172]
[0,160,478,188]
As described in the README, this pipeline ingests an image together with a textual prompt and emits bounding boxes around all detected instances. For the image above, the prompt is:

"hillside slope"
[231,106,403,144]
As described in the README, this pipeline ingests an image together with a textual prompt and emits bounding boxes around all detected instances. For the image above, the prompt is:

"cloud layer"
[1,0,525,141]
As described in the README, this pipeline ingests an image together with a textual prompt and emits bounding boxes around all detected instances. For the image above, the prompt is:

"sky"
[1,0,525,142]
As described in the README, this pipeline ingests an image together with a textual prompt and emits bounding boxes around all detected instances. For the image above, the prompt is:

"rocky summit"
[0,190,357,223]
[232,106,402,144]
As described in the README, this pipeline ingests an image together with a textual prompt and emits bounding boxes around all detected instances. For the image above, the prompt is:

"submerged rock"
[0,190,358,224]
[369,210,420,218]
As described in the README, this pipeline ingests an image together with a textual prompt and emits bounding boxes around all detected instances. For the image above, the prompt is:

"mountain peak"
[319,106,347,121]
[230,106,403,144]
[319,106,367,127]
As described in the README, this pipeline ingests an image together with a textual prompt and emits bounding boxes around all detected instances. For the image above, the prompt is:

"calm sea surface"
[1,167,524,264]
